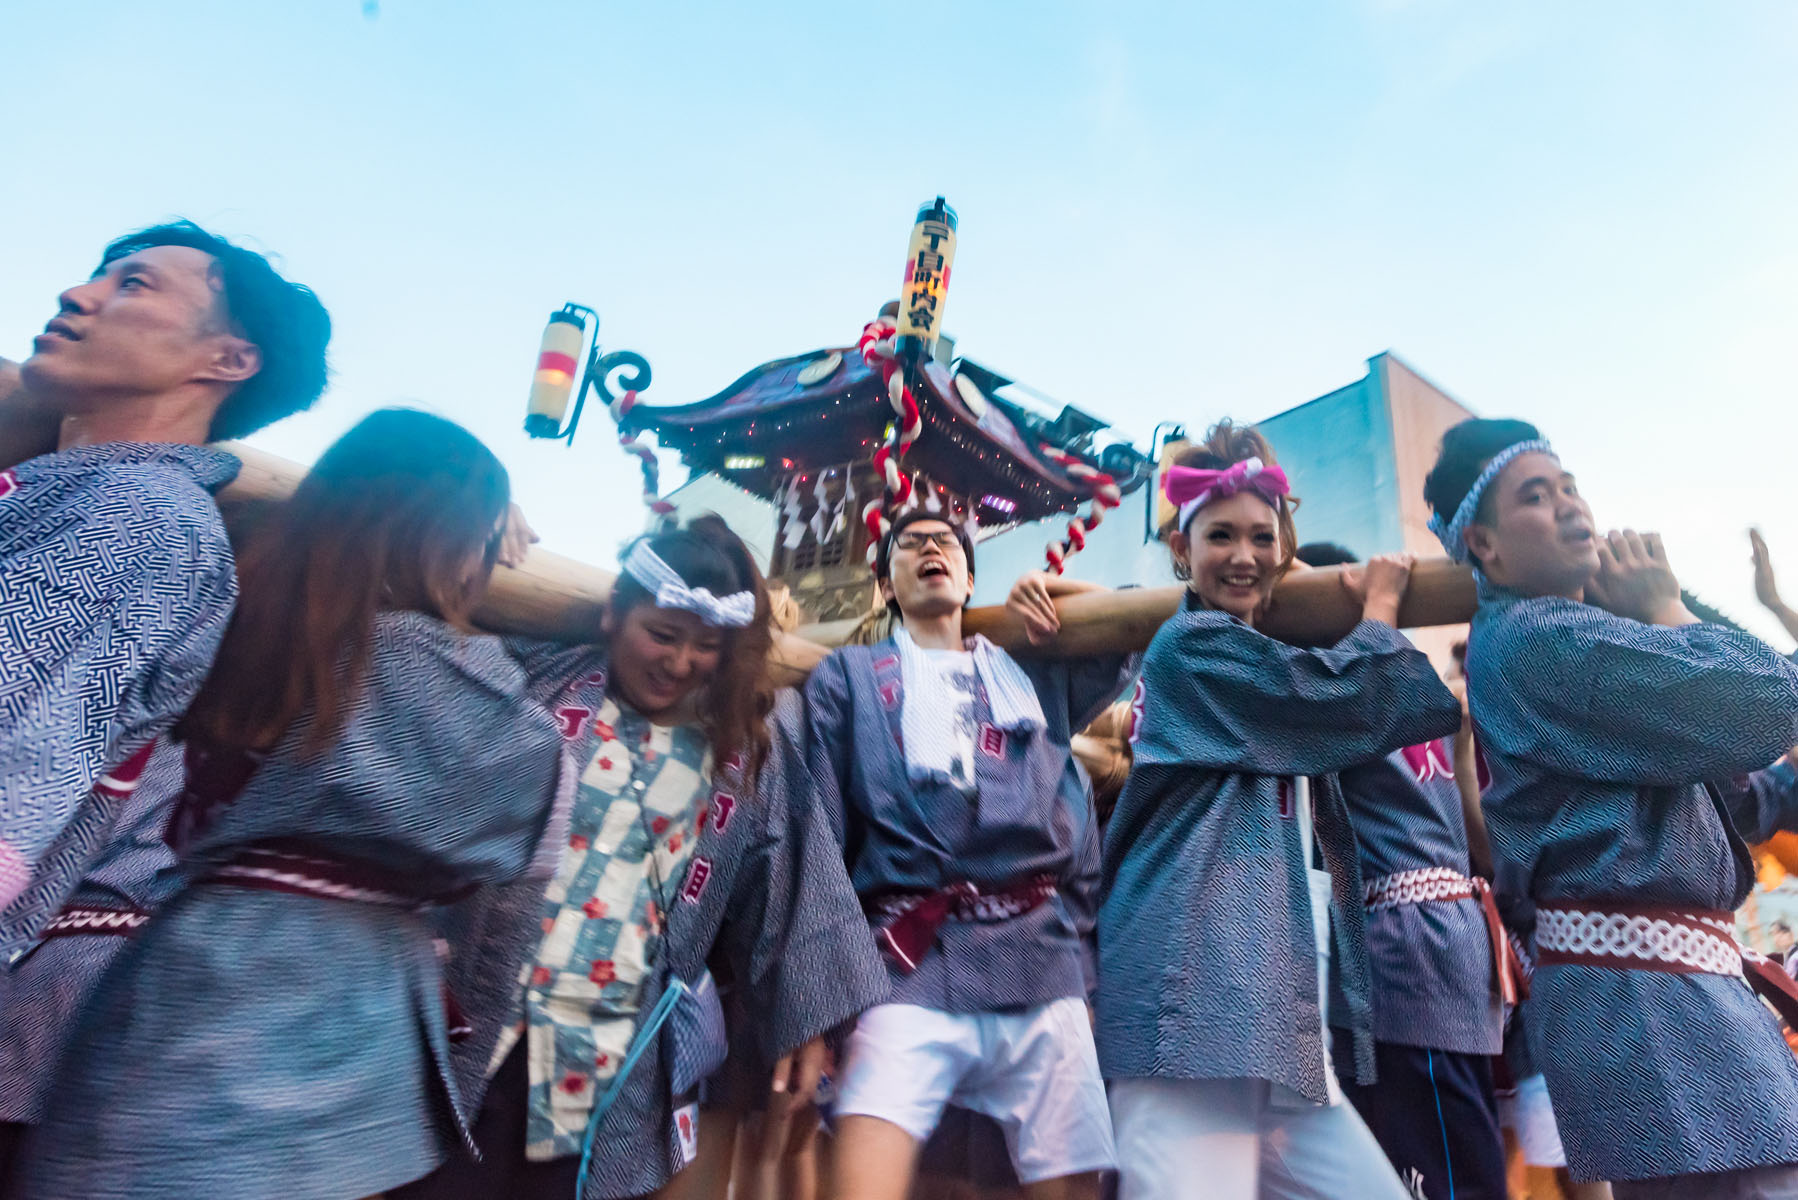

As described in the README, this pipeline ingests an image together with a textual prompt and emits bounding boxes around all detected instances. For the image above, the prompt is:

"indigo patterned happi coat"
[802,638,1134,1011]
[1099,597,1463,1103]
[440,686,886,1200]
[1468,584,1798,1182]
[0,443,238,956]
[0,737,186,1125]
[17,613,583,1200]
[1340,742,1504,1055]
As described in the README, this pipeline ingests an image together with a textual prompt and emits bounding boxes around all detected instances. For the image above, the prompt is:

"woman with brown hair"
[14,408,579,1200]
[401,515,884,1200]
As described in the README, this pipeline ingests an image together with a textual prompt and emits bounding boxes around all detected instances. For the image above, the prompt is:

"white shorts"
[1110,1076,1413,1200]
[1497,1072,1567,1168]
[832,998,1117,1184]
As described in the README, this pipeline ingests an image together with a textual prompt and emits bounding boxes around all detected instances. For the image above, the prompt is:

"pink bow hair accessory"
[1163,457,1290,531]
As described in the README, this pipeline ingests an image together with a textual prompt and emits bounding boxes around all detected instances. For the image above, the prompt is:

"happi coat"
[1099,598,1463,1103]
[1468,585,1798,1182]
[801,637,1133,1011]
[0,737,185,1126]
[1340,742,1505,1055]
[0,443,238,956]
[439,684,886,1200]
[17,612,581,1200]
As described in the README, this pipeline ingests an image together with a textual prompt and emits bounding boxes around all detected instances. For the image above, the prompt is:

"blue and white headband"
[622,540,757,628]
[1427,439,1557,565]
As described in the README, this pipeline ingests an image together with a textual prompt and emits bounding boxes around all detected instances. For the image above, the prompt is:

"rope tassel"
[1041,447,1122,574]
[610,390,676,524]
[856,316,923,563]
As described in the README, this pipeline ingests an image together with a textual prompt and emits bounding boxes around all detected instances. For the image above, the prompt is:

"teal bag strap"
[574,976,689,1198]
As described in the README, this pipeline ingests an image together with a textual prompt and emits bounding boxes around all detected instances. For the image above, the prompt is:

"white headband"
[1427,439,1557,565]
[622,540,757,628]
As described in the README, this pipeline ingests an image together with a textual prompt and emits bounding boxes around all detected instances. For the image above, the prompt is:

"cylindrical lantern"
[896,197,957,363]
[525,307,588,438]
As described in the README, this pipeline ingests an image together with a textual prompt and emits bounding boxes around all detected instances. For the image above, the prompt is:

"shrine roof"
[619,345,1149,526]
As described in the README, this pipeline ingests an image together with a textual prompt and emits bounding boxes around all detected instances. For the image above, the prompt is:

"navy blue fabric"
[1340,1041,1508,1200]
[438,688,885,1200]
[1721,760,1798,846]
[16,613,578,1200]
[1098,600,1463,1103]
[1469,583,1798,1181]
[0,442,239,958]
[0,738,187,1125]
[804,639,1129,1012]
[1342,746,1504,1055]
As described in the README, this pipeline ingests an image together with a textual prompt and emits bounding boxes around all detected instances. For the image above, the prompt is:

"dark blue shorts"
[1340,1041,1508,1200]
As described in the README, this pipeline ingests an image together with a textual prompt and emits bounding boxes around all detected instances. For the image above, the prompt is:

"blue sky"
[4,1,1794,643]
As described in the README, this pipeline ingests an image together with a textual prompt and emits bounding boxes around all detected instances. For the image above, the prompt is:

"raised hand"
[1751,529,1798,643]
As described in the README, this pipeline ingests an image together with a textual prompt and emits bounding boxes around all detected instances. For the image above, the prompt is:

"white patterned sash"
[1366,866,1525,1006]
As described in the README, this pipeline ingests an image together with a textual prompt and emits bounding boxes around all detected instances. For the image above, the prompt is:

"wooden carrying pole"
[221,444,832,683]
[960,558,1477,655]
[219,444,1475,681]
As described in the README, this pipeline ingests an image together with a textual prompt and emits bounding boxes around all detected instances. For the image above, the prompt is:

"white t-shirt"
[917,648,980,795]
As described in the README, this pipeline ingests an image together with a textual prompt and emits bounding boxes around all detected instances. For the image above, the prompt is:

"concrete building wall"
[1377,352,1478,558]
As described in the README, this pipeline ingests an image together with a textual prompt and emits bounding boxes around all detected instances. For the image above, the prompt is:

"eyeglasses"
[894,530,963,553]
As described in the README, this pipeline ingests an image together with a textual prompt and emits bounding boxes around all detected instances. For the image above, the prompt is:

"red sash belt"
[866,874,1058,974]
[201,844,440,908]
[1365,867,1527,1006]
[1537,900,1798,1031]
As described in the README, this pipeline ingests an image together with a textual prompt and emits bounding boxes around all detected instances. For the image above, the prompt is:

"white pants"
[1497,1072,1567,1169]
[1110,1077,1413,1200]
[834,999,1117,1184]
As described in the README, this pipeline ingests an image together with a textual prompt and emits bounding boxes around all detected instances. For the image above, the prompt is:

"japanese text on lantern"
[899,212,957,343]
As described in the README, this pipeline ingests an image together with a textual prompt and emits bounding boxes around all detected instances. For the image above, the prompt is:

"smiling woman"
[1099,418,1461,1200]
[604,516,775,773]
[1160,420,1299,625]
[399,512,884,1200]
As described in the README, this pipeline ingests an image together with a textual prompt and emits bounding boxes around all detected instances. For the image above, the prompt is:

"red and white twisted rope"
[1040,446,1122,574]
[610,389,677,524]
[857,317,923,563]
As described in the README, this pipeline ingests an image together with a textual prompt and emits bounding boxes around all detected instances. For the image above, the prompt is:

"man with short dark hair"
[1427,418,1798,1198]
[0,223,329,1180]
[807,507,1131,1200]
[0,221,331,952]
